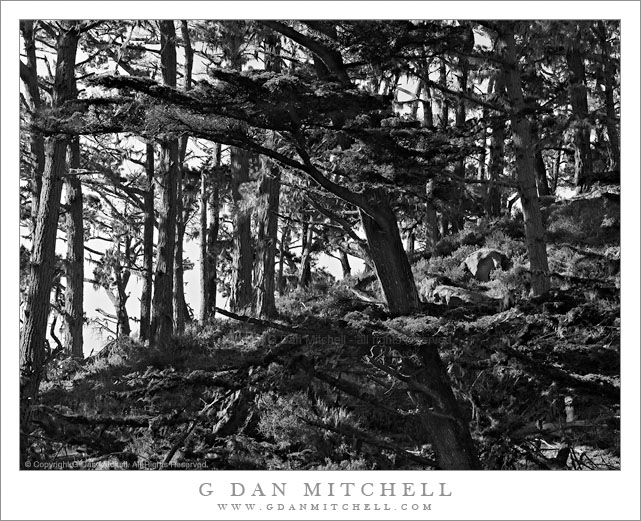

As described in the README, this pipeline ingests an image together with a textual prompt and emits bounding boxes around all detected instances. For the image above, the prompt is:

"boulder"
[462,249,510,282]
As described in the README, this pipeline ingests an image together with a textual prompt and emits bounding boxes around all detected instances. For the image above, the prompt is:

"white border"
[2,2,639,520]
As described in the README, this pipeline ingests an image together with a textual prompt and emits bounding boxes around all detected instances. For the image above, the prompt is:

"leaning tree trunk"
[565,29,593,193]
[62,137,84,358]
[359,188,420,316]
[405,345,481,469]
[150,20,179,345]
[139,142,154,342]
[501,23,550,295]
[20,23,80,427]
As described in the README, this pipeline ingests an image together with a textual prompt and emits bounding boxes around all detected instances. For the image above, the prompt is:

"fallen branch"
[300,416,438,469]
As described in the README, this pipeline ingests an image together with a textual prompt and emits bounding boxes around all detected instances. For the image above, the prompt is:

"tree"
[565,23,593,192]
[150,20,179,344]
[139,141,154,341]
[497,21,550,294]
[20,21,81,426]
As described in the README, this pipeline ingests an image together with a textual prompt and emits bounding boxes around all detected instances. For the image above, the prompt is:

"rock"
[462,249,510,282]
[431,285,495,307]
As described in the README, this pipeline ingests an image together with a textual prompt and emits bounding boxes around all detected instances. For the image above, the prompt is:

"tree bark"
[139,142,154,342]
[565,28,593,193]
[359,188,420,316]
[501,23,550,295]
[20,23,80,427]
[151,20,179,345]
[63,137,84,358]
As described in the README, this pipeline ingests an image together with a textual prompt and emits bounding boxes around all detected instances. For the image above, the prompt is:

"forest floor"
[26,185,621,470]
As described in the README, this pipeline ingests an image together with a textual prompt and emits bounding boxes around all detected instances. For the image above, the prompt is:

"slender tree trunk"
[229,146,254,311]
[501,23,550,295]
[298,220,314,288]
[20,23,79,430]
[228,36,254,312]
[438,59,449,129]
[359,188,420,315]
[425,203,440,248]
[451,25,474,232]
[338,248,351,278]
[487,74,505,217]
[63,137,84,358]
[199,166,208,323]
[20,21,45,229]
[421,79,434,128]
[531,123,551,196]
[254,34,282,318]
[254,155,281,317]
[151,20,179,345]
[205,145,222,318]
[566,28,593,193]
[173,161,187,333]
[278,223,291,294]
[139,142,154,342]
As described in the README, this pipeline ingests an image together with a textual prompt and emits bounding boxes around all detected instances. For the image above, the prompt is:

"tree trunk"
[595,21,620,173]
[205,144,222,319]
[199,165,209,323]
[254,154,281,318]
[298,220,314,288]
[451,25,474,233]
[229,145,254,311]
[278,223,291,294]
[338,248,351,278]
[359,188,420,316]
[565,29,593,193]
[421,79,434,128]
[531,123,551,196]
[501,23,550,295]
[63,137,84,358]
[173,21,194,332]
[228,36,254,313]
[438,59,449,129]
[20,23,80,428]
[407,345,481,469]
[151,20,179,345]
[20,20,45,229]
[425,203,440,248]
[139,142,154,342]
[173,161,187,333]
